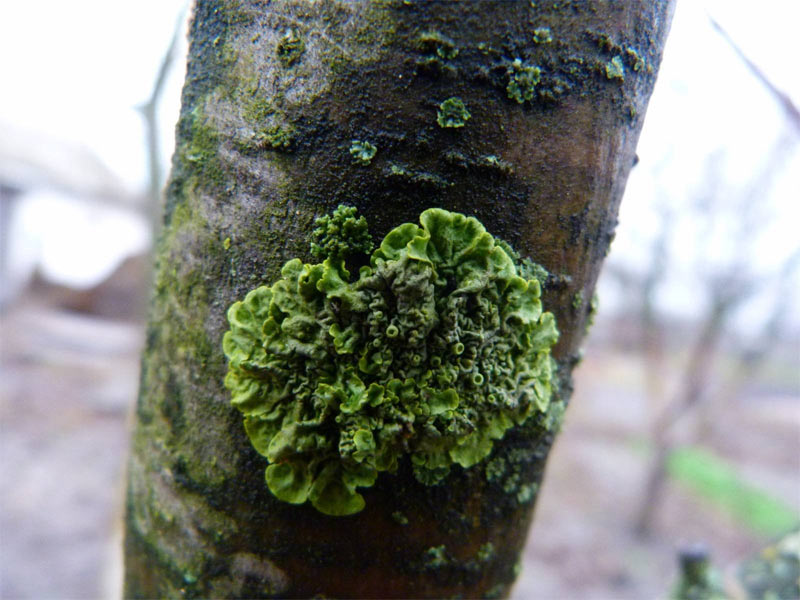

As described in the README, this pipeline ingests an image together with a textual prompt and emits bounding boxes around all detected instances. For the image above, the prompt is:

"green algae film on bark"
[124,0,674,597]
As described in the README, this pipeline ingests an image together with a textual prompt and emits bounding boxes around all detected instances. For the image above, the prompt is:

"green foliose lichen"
[533,27,552,44]
[417,31,459,60]
[625,47,646,72]
[605,56,625,81]
[309,204,374,262]
[436,97,471,128]
[424,545,449,569]
[223,207,559,516]
[349,140,377,165]
[506,59,542,104]
[477,542,495,562]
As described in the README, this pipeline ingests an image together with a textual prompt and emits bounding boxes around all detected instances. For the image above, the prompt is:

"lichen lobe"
[222,207,559,516]
[436,97,471,128]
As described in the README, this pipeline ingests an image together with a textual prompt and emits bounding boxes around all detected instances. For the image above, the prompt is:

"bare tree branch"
[709,16,800,135]
[137,4,188,227]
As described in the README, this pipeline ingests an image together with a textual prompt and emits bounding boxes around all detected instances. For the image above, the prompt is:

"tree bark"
[124,1,674,597]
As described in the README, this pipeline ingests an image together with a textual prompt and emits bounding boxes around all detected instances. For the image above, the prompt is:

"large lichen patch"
[223,207,559,516]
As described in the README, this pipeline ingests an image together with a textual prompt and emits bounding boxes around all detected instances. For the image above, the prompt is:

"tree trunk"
[124,1,674,597]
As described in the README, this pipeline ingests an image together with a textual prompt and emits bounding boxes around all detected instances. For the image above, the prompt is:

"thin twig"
[709,15,800,134]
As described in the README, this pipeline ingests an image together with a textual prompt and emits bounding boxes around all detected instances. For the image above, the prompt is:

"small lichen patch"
[480,154,513,175]
[590,31,620,54]
[543,398,565,433]
[477,542,495,562]
[349,140,377,165]
[391,511,409,525]
[485,583,506,599]
[506,59,542,104]
[586,293,599,332]
[387,164,452,190]
[605,56,625,81]
[484,439,553,505]
[424,545,449,569]
[436,97,471,128]
[533,27,552,44]
[572,290,584,311]
[417,31,459,60]
[625,47,646,72]
[310,204,374,262]
[414,32,459,78]
[513,561,523,577]
[444,152,514,176]
[223,207,559,515]
[252,125,294,152]
[183,107,219,166]
[276,29,304,66]
[516,483,537,504]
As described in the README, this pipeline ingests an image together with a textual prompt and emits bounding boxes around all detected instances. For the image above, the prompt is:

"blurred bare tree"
[137,6,188,231]
[617,19,800,538]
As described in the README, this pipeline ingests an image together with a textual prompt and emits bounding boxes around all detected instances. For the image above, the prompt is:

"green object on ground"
[668,447,799,538]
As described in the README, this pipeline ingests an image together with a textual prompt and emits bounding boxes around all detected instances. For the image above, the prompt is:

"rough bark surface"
[124,1,674,597]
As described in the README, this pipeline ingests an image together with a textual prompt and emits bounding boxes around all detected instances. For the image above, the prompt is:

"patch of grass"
[667,446,799,538]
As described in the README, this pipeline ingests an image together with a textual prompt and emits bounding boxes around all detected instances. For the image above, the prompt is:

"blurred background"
[1,1,797,598]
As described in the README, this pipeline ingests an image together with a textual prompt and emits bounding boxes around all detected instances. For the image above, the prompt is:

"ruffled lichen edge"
[222,206,559,516]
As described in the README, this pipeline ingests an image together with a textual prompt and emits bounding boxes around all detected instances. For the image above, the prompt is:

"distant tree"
[626,21,800,537]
